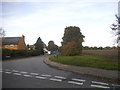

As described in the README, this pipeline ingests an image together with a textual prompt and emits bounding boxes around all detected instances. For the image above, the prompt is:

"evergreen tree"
[34,37,44,55]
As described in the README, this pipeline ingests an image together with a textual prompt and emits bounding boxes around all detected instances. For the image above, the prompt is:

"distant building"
[28,45,35,50]
[2,35,27,50]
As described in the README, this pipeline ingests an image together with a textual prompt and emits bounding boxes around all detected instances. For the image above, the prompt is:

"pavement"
[43,58,120,84]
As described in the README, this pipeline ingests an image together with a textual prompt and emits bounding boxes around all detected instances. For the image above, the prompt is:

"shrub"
[2,49,11,60]
[61,41,82,56]
[28,50,41,56]
[2,49,44,60]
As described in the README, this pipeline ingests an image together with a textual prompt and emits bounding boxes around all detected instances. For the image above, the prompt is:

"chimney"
[22,35,25,39]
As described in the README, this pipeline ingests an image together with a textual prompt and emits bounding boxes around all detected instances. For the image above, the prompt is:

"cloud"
[2,1,118,47]
[1,0,119,2]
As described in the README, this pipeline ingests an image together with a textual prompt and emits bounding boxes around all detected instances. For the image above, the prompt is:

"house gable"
[2,35,27,50]
[18,35,27,50]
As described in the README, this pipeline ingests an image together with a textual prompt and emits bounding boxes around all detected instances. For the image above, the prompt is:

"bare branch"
[0,27,5,37]
[112,23,117,27]
[110,27,117,30]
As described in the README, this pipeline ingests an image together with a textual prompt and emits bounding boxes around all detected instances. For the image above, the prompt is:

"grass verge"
[49,55,119,70]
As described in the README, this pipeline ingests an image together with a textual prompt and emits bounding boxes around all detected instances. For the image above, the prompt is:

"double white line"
[23,75,32,77]
[91,81,110,89]
[54,76,66,79]
[68,78,86,86]
[41,74,51,77]
[30,73,39,76]
[12,70,19,72]
[35,74,51,80]
[13,73,22,76]
[49,78,62,82]
[49,75,66,82]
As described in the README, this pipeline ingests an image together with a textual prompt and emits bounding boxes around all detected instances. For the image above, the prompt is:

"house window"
[5,45,8,48]
[10,44,14,48]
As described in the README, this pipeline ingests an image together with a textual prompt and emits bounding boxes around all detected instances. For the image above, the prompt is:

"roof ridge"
[3,37,21,38]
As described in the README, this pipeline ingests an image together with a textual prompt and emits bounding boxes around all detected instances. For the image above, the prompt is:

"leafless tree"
[110,15,120,43]
[0,27,5,37]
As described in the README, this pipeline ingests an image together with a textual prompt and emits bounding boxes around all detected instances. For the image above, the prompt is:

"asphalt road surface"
[1,55,120,88]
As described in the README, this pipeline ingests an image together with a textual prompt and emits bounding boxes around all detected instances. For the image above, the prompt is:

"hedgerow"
[2,49,44,60]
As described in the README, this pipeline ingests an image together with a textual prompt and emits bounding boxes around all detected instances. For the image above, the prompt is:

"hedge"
[2,49,44,60]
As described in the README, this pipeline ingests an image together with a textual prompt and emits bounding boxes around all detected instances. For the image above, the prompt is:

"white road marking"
[91,84,110,89]
[20,71,28,74]
[13,73,22,76]
[49,78,62,82]
[3,68,112,89]
[92,81,109,86]
[68,81,83,85]
[23,75,32,77]
[72,78,86,82]
[35,76,46,79]
[30,73,39,75]
[5,72,12,74]
[41,74,51,77]
[54,76,66,79]
[112,84,120,87]
[5,69,11,71]
[12,70,19,72]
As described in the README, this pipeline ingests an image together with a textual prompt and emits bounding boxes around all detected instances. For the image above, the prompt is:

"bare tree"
[0,28,5,37]
[110,15,120,43]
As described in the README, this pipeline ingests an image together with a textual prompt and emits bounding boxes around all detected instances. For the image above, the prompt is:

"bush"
[10,50,26,57]
[27,50,42,56]
[61,41,82,56]
[2,49,11,60]
[2,49,44,60]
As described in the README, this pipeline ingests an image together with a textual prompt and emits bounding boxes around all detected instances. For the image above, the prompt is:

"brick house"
[2,35,27,50]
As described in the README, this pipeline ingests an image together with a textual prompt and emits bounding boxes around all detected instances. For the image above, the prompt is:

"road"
[1,55,120,88]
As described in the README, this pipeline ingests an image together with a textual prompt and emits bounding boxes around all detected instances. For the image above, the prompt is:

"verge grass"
[49,55,119,70]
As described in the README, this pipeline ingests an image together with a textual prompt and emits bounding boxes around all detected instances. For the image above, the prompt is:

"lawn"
[49,55,119,70]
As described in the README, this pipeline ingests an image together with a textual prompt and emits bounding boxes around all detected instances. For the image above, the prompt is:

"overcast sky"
[1,0,119,47]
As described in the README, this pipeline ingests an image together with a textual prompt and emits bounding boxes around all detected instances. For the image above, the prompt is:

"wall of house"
[18,35,27,50]
[2,45,18,50]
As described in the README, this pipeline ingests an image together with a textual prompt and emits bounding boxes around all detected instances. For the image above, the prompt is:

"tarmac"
[43,58,120,84]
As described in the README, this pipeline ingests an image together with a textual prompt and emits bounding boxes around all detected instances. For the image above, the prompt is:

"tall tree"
[47,40,58,53]
[61,26,85,56]
[34,37,44,54]
[62,26,84,45]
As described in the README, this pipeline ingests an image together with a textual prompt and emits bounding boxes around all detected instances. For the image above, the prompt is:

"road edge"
[43,58,120,84]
